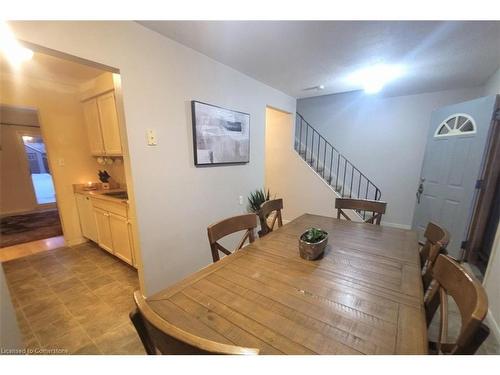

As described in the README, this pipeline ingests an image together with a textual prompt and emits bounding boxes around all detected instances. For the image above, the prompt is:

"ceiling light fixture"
[347,64,404,94]
[0,21,33,67]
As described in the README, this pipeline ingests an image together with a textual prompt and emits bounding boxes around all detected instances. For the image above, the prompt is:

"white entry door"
[412,95,497,258]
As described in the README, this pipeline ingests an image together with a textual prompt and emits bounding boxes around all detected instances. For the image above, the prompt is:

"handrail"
[295,113,382,218]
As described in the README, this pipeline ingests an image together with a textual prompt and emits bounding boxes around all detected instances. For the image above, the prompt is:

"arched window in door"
[434,114,476,137]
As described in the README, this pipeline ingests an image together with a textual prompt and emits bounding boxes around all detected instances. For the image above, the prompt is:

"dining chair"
[335,198,387,225]
[207,213,257,263]
[424,255,489,354]
[419,222,450,291]
[130,291,259,355]
[257,198,283,237]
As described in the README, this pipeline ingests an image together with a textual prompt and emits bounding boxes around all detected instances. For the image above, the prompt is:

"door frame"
[464,95,500,264]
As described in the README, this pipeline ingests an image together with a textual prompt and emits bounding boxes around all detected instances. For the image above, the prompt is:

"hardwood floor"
[0,236,65,263]
[2,241,144,354]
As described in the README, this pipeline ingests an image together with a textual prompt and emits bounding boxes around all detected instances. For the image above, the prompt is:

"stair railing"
[295,113,381,218]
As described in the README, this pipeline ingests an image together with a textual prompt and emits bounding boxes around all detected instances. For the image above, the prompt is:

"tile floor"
[2,239,498,355]
[428,295,500,354]
[2,241,145,354]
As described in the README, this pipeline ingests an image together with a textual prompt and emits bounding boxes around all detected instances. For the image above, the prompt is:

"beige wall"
[0,123,41,215]
[265,108,337,220]
[0,74,97,245]
[9,21,296,295]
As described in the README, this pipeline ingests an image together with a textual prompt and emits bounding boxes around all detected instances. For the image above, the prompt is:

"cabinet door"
[93,207,113,253]
[97,92,123,156]
[82,98,105,155]
[109,213,133,265]
[75,194,98,242]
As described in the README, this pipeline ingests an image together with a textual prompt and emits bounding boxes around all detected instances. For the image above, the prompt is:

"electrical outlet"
[58,158,65,167]
[239,195,244,205]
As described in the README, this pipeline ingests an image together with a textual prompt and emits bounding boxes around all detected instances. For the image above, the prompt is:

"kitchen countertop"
[74,187,129,204]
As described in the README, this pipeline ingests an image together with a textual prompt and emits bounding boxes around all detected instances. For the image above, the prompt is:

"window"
[434,114,476,137]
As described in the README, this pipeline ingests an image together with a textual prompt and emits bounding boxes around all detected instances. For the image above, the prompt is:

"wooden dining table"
[148,214,428,354]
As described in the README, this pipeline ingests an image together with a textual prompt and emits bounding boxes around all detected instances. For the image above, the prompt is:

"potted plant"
[299,227,328,260]
[247,188,270,236]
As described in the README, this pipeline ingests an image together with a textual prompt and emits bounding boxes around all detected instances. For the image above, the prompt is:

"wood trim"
[465,95,500,264]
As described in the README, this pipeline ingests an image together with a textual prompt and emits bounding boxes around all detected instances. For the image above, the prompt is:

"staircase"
[294,113,381,219]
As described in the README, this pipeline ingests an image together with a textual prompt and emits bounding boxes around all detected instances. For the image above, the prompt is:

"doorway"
[20,133,56,205]
[0,106,63,249]
[412,95,498,274]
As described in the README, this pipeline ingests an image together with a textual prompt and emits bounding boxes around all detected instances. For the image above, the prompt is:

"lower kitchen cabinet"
[75,193,98,242]
[93,207,114,253]
[76,193,137,267]
[108,212,134,265]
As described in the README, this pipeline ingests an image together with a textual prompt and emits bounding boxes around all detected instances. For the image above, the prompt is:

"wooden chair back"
[207,213,257,263]
[335,198,387,225]
[130,291,259,355]
[257,198,283,237]
[420,222,450,290]
[424,255,489,354]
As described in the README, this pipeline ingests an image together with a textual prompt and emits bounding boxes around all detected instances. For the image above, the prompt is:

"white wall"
[9,21,295,295]
[483,67,500,96]
[297,87,483,227]
[0,268,22,351]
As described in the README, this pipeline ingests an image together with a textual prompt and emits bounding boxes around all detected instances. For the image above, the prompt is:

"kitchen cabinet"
[82,91,122,156]
[75,191,136,267]
[108,212,134,265]
[75,193,98,242]
[82,99,105,155]
[93,207,114,253]
[97,92,122,156]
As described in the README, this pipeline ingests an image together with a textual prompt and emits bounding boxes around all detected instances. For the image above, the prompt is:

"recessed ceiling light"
[347,64,404,94]
[0,21,33,67]
[318,85,325,90]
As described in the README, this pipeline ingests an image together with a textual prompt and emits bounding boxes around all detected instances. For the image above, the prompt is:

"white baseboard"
[382,221,412,230]
[486,310,500,342]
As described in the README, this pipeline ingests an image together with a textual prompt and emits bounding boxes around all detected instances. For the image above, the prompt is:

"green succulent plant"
[247,188,270,213]
[301,228,327,243]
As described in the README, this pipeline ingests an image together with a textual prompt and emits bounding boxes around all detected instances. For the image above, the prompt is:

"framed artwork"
[191,101,250,166]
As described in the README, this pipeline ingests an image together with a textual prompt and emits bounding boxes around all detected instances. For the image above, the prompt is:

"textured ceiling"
[138,21,500,98]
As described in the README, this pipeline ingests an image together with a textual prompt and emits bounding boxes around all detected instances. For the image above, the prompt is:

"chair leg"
[129,308,156,355]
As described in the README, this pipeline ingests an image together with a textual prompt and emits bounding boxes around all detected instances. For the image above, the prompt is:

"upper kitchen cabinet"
[82,91,122,156]
[97,91,122,155]
[80,72,123,156]
[82,98,105,155]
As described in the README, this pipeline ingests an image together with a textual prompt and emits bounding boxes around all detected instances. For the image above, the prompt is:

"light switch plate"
[147,129,157,146]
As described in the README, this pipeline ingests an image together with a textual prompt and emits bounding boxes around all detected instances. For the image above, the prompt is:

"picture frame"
[191,101,250,166]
